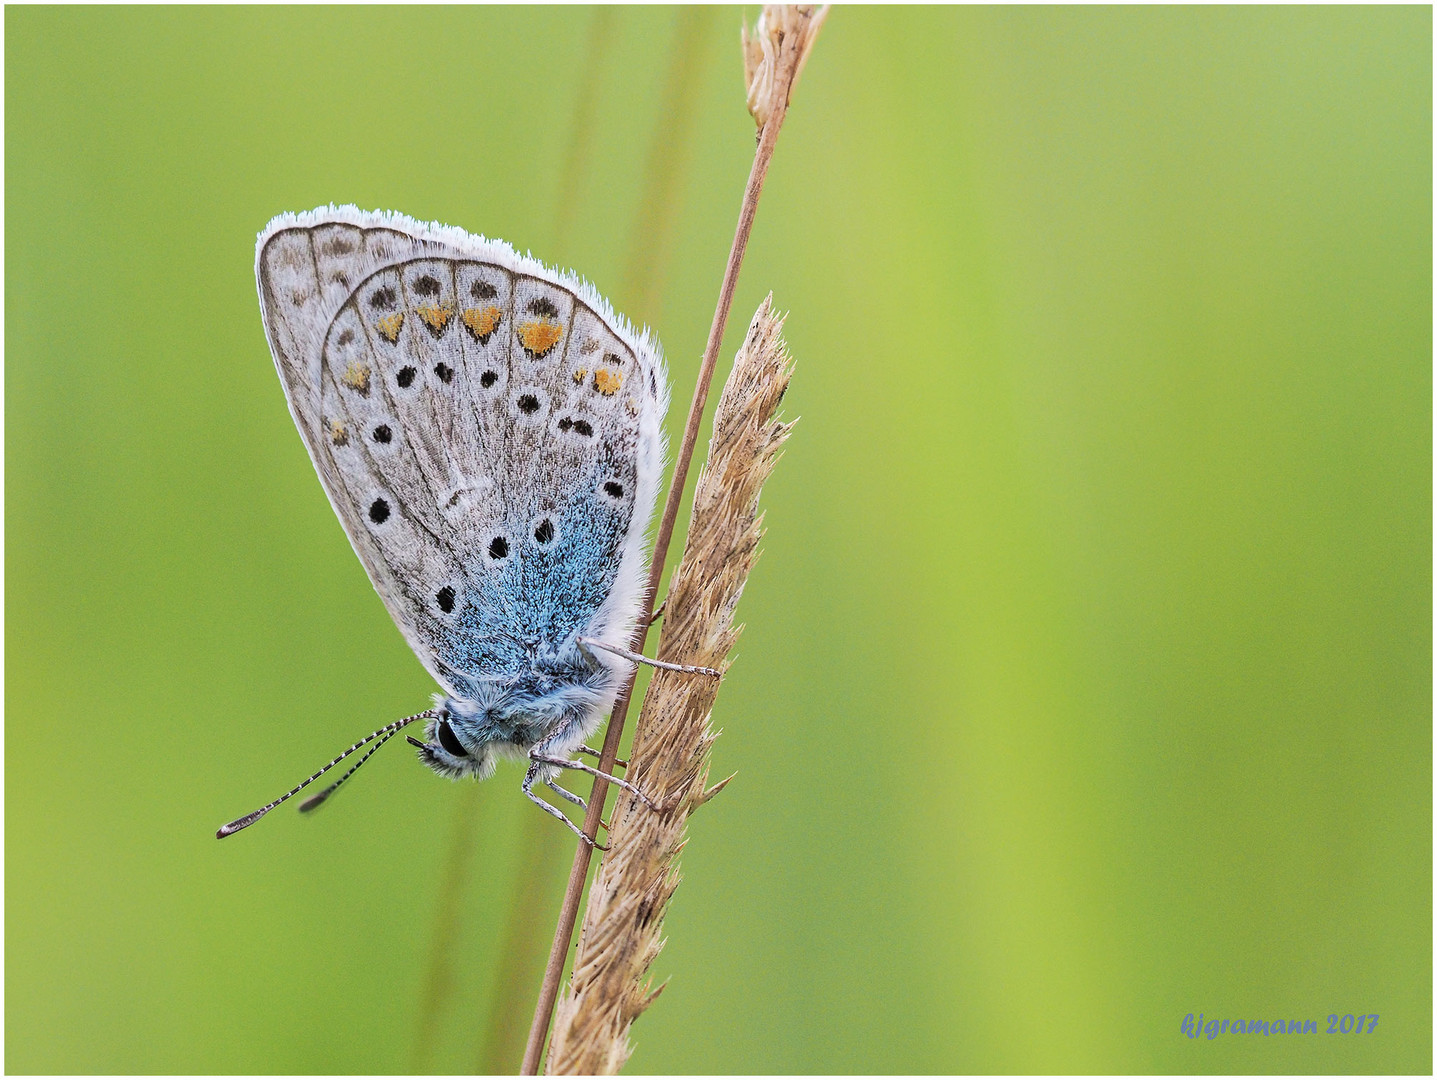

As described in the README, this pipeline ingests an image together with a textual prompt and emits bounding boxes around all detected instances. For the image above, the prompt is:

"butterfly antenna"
[297,728,398,814]
[216,709,436,838]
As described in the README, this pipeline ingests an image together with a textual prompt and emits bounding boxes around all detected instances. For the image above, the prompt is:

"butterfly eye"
[436,719,468,758]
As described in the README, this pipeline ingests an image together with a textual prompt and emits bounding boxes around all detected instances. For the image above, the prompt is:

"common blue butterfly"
[218,206,713,842]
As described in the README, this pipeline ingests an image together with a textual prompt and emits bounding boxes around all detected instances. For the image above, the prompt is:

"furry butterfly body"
[243,206,669,833]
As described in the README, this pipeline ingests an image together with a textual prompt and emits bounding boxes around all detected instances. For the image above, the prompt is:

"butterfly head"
[409,699,502,781]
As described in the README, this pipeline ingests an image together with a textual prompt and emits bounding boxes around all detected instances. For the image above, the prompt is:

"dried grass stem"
[547,298,795,1074]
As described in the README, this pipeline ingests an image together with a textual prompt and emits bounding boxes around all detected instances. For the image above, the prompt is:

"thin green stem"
[622,7,717,323]
[410,783,482,1073]
[417,9,619,1072]
[475,814,568,1073]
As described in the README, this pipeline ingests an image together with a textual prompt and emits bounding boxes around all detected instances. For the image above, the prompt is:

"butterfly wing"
[255,207,668,698]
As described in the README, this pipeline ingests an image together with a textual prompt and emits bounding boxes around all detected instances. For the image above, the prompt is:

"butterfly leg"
[523,762,607,848]
[529,751,656,810]
[546,779,587,811]
[577,744,628,768]
[577,636,722,677]
[542,781,616,832]
[648,600,666,625]
[541,775,619,832]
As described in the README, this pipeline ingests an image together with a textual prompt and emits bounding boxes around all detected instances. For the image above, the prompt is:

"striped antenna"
[216,709,435,838]
[298,728,400,814]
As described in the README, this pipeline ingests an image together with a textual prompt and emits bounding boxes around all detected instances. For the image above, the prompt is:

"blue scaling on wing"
[442,467,639,689]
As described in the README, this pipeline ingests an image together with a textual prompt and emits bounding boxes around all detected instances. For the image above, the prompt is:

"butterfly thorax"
[415,649,622,780]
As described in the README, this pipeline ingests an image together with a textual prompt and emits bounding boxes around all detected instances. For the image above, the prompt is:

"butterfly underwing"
[235,205,670,838]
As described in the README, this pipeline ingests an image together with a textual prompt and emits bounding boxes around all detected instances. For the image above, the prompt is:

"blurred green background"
[6,5,1430,1074]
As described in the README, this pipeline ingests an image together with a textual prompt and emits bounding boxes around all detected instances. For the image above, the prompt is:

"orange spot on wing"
[572,368,588,385]
[340,362,371,394]
[376,312,404,343]
[462,305,502,341]
[592,368,623,395]
[517,319,563,358]
[416,301,454,333]
[328,419,349,445]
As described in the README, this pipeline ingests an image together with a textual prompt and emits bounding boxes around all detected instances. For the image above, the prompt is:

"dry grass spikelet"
[546,296,797,1074]
[743,4,829,127]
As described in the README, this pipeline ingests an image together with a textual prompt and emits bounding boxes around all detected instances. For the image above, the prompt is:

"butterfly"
[219,206,713,842]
